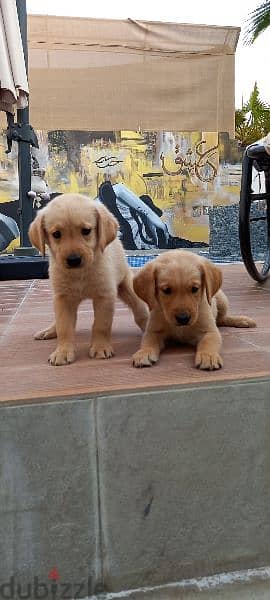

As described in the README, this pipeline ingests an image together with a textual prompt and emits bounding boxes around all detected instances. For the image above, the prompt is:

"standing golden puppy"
[29,193,148,365]
[132,250,256,370]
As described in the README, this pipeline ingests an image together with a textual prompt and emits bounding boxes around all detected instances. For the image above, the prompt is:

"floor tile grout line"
[225,330,269,353]
[0,281,36,342]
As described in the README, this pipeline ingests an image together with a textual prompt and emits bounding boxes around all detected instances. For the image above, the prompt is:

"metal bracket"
[5,112,39,154]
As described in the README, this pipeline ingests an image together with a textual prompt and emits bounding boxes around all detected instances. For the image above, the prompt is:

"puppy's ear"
[28,210,47,257]
[201,259,222,304]
[96,204,119,252]
[133,261,157,309]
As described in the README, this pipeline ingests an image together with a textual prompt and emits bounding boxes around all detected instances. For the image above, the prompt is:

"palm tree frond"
[244,0,270,44]
[235,83,270,146]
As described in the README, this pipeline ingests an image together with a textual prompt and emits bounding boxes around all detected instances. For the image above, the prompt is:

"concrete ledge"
[1,378,270,597]
[91,567,270,598]
[0,401,100,595]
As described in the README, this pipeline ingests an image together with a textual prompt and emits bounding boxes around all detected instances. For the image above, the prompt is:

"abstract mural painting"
[0,129,243,253]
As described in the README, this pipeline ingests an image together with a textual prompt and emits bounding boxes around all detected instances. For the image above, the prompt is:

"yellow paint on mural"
[69,173,80,193]
[0,128,242,250]
[6,237,20,252]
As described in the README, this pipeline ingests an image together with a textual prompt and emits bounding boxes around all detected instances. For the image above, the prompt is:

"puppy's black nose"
[66,254,82,268]
[175,312,191,326]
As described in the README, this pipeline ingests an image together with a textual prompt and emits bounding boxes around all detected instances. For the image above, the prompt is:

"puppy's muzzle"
[175,312,191,326]
[66,254,82,268]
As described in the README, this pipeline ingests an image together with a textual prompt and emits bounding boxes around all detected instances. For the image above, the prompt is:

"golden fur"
[132,250,256,370]
[29,193,148,365]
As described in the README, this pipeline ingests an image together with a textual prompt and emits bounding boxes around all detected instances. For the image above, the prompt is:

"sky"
[26,0,270,108]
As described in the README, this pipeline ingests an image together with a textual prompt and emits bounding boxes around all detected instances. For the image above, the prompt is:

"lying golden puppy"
[29,193,148,365]
[132,250,256,370]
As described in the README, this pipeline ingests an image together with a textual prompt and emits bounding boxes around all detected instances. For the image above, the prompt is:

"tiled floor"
[1,264,270,405]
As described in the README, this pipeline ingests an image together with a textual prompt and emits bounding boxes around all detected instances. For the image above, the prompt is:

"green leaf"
[244,0,270,44]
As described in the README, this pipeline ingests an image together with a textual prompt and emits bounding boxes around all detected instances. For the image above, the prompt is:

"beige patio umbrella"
[0,0,39,256]
[0,0,29,113]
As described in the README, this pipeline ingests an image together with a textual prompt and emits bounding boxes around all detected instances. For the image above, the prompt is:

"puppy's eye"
[191,286,199,293]
[162,287,172,295]
[52,230,61,239]
[81,228,91,236]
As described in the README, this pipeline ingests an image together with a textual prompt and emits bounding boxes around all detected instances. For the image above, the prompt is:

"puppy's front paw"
[89,341,114,359]
[195,351,223,371]
[35,325,57,340]
[132,348,159,368]
[49,346,75,366]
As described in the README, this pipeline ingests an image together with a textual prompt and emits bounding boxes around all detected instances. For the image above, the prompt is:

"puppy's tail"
[216,290,256,329]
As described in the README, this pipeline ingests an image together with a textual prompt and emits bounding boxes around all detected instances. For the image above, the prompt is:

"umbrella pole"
[15,0,35,252]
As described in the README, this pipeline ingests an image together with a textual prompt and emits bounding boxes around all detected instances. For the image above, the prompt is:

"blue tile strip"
[126,252,244,268]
